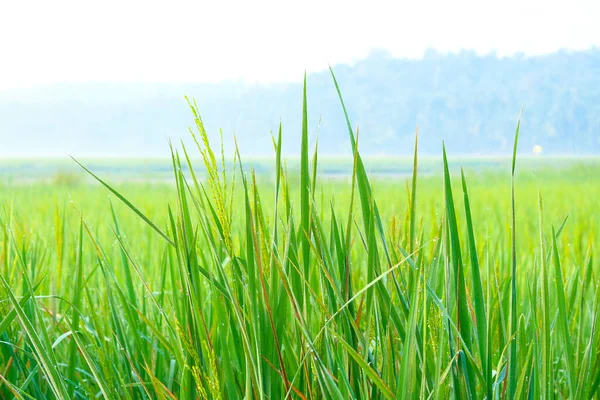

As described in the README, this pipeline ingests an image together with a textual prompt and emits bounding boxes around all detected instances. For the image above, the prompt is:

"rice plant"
[0,71,599,399]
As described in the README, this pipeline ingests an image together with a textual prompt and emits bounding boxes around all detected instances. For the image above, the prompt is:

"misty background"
[2,0,600,158]
[2,49,600,157]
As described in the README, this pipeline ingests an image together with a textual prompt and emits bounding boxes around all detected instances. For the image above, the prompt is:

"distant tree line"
[1,48,599,156]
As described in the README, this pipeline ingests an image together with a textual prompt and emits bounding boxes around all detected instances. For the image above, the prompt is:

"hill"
[1,49,599,156]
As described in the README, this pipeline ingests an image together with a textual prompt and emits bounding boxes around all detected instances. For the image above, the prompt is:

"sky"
[1,0,599,89]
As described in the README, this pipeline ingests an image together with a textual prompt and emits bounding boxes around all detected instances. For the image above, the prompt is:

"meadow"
[1,77,599,399]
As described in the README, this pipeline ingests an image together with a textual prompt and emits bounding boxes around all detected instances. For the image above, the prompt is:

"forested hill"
[1,49,599,157]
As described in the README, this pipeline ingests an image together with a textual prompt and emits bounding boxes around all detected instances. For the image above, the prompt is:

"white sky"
[1,0,599,89]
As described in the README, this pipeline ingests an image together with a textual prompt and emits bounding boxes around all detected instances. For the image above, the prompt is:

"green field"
[1,85,600,399]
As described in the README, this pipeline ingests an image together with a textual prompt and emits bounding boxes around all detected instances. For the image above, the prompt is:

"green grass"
[1,73,599,399]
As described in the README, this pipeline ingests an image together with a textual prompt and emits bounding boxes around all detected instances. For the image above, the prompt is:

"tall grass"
[0,72,599,399]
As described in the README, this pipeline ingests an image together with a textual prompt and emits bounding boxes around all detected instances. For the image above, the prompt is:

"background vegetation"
[2,49,600,157]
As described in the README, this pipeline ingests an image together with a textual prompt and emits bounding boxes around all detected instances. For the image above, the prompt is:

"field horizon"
[2,154,599,183]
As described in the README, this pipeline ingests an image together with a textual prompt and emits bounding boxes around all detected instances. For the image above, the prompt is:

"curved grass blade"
[507,109,521,399]
[0,277,70,399]
[461,169,489,397]
[71,157,174,247]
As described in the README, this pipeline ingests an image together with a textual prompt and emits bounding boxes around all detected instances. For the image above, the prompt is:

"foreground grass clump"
[1,73,599,399]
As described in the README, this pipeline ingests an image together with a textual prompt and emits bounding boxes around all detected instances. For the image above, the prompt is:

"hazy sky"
[1,0,599,89]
